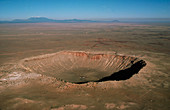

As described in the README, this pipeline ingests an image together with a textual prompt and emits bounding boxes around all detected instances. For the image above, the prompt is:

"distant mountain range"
[0,17,120,23]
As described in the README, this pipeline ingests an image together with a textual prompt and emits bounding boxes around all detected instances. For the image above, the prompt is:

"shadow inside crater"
[75,60,146,84]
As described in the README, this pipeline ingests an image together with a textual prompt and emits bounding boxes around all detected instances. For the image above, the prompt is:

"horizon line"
[1,17,170,21]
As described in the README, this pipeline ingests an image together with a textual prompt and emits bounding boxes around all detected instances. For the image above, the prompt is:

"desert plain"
[0,23,170,110]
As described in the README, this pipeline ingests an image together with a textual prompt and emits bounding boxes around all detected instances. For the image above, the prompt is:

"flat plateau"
[0,23,169,110]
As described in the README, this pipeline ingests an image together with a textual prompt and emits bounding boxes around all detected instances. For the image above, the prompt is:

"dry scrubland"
[0,23,170,110]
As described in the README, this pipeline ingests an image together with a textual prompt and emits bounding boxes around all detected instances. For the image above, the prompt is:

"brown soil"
[0,23,169,110]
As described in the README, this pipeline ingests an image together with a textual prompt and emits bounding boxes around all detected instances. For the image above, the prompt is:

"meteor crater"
[20,51,146,84]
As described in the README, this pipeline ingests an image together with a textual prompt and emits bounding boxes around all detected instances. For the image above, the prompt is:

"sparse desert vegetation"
[0,23,170,110]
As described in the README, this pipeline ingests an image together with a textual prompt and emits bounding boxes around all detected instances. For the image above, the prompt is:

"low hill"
[0,17,120,23]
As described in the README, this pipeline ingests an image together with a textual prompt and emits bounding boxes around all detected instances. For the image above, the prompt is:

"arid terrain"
[0,23,170,110]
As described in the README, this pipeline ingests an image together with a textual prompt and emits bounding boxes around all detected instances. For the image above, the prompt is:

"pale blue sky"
[0,0,169,20]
